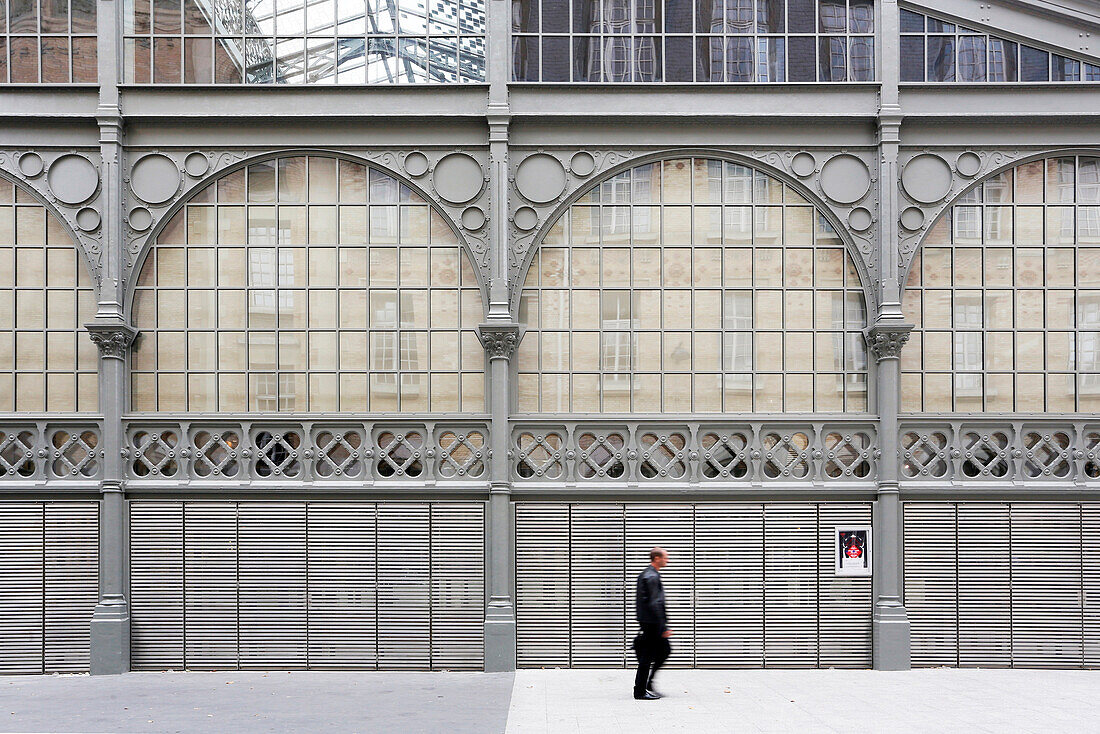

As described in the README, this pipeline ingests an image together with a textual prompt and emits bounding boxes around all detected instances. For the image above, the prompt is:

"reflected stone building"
[0,0,1099,675]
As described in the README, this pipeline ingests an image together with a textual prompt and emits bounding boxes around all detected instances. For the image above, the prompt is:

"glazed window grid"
[516,158,869,414]
[121,0,486,84]
[131,156,485,413]
[899,7,1100,83]
[511,0,874,82]
[1,0,98,83]
[0,181,98,412]
[901,156,1100,414]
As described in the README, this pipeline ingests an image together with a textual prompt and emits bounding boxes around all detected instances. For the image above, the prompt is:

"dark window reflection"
[819,35,845,81]
[788,34,815,81]
[927,36,954,82]
[1020,44,1049,81]
[989,39,1017,82]
[900,35,924,81]
[957,35,986,82]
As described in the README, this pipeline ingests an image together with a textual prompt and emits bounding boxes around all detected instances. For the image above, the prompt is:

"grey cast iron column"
[867,0,913,670]
[479,0,518,670]
[86,1,135,672]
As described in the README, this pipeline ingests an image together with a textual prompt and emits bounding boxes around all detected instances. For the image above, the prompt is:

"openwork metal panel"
[122,0,485,83]
[129,500,484,670]
[518,158,869,414]
[0,178,97,412]
[512,0,874,82]
[124,419,488,483]
[0,502,98,674]
[515,502,872,669]
[513,420,876,483]
[132,155,484,413]
[905,502,1100,669]
[902,156,1100,413]
[899,420,1100,484]
[0,0,97,83]
[899,7,1100,83]
[0,423,102,481]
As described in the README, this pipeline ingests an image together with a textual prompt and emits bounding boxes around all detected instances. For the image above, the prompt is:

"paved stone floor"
[3,668,1099,733]
[0,670,514,734]
[505,668,1100,733]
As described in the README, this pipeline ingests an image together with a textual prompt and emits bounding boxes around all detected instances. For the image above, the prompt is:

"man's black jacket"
[635,565,667,631]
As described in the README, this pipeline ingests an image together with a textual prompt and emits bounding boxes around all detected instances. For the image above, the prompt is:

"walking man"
[633,546,671,700]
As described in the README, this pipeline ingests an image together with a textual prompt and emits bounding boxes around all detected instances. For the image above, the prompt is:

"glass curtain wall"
[131,155,485,413]
[517,157,869,413]
[902,156,1100,412]
[1,0,97,83]
[0,178,98,412]
[512,0,874,82]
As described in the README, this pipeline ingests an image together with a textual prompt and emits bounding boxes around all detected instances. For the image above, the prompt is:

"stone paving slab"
[0,670,514,734]
[505,668,1100,733]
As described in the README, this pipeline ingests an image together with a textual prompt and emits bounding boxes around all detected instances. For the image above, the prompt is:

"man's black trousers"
[633,624,671,696]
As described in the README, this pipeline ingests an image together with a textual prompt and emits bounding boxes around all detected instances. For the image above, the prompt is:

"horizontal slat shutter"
[44,502,97,673]
[307,502,377,669]
[764,504,818,667]
[570,504,624,667]
[1084,504,1100,668]
[695,504,763,668]
[130,502,184,670]
[515,504,569,668]
[957,503,1011,667]
[430,503,484,670]
[238,502,306,668]
[184,502,238,669]
[625,504,693,667]
[0,504,44,673]
[818,503,872,668]
[377,503,430,669]
[903,502,958,667]
[1010,504,1083,668]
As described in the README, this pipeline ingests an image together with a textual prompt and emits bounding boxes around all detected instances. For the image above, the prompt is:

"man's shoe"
[633,691,660,700]
[646,689,663,698]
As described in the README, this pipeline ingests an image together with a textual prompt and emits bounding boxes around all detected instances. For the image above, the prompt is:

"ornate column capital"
[477,323,521,360]
[863,321,913,361]
[85,321,138,360]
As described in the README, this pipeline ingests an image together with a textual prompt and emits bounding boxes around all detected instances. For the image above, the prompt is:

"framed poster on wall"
[835,526,872,577]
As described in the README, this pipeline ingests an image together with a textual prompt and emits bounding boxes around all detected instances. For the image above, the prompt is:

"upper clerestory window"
[512,0,875,83]
[0,0,98,83]
[121,0,486,84]
[900,7,1100,83]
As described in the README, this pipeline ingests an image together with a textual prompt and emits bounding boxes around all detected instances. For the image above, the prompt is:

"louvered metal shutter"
[130,502,184,669]
[763,504,818,667]
[903,503,958,667]
[695,504,763,668]
[306,503,377,669]
[957,503,1011,667]
[131,500,483,671]
[515,502,872,669]
[570,504,625,667]
[1010,504,1083,668]
[238,503,307,668]
[515,504,570,668]
[0,502,97,674]
[818,503,872,667]
[0,504,45,673]
[1085,504,1100,667]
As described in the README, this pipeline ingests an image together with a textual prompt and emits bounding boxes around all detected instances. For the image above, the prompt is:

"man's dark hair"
[649,547,666,561]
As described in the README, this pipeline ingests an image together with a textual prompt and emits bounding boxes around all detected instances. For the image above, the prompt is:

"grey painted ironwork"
[0,422,103,481]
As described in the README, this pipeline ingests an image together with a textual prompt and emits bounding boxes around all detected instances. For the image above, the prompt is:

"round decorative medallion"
[791,152,817,178]
[130,154,182,205]
[848,207,873,232]
[432,153,484,204]
[819,154,871,204]
[569,151,596,177]
[515,153,567,204]
[128,207,153,231]
[183,152,210,177]
[900,206,926,231]
[17,152,44,178]
[513,206,539,231]
[461,206,486,231]
[46,154,99,205]
[955,151,982,178]
[403,151,430,177]
[901,153,953,204]
[75,207,101,231]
